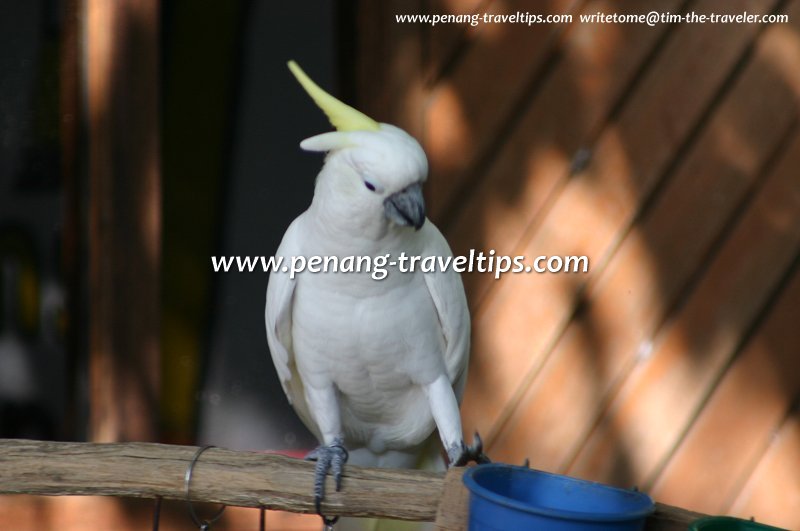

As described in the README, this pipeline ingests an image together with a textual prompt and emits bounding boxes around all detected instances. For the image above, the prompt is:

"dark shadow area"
[0,0,67,441]
[186,1,337,451]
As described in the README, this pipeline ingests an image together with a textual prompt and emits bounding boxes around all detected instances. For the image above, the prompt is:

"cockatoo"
[265,61,487,519]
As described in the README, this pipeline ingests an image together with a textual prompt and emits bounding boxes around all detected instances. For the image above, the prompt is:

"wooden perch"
[0,439,703,529]
[0,439,439,520]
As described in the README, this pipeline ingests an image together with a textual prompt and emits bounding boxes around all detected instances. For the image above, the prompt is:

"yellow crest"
[288,60,380,132]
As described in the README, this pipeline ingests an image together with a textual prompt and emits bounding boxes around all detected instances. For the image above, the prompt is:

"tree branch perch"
[0,439,703,529]
[0,439,440,520]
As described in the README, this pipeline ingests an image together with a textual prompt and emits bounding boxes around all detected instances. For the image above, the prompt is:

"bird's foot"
[447,432,491,467]
[305,437,349,520]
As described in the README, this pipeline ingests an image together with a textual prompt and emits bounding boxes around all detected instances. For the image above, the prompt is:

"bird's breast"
[291,270,445,389]
[289,268,450,449]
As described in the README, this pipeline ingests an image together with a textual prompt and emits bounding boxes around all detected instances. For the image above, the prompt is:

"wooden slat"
[647,504,707,531]
[728,412,800,530]
[428,0,489,77]
[458,0,775,444]
[650,265,800,513]
[451,0,681,442]
[566,124,800,489]
[488,1,800,470]
[425,0,577,220]
[357,0,426,137]
[448,0,682,305]
[85,0,161,442]
[434,467,470,530]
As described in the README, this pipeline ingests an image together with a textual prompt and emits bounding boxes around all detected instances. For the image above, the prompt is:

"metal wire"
[184,445,226,529]
[151,496,162,531]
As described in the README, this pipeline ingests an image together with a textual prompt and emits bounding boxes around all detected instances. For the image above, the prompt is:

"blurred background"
[1,0,799,529]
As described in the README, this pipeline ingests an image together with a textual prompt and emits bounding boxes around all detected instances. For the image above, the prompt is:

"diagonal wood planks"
[728,410,800,529]
[566,118,800,489]
[650,257,800,515]
[425,0,581,220]
[358,0,800,522]
[489,0,800,474]
[445,0,683,307]
[458,0,778,444]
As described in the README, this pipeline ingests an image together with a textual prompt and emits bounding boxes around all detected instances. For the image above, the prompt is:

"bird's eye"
[364,181,377,192]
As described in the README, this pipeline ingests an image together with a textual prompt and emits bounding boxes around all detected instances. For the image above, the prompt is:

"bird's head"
[289,60,428,231]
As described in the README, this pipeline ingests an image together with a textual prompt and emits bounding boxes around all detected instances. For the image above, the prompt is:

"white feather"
[265,123,469,465]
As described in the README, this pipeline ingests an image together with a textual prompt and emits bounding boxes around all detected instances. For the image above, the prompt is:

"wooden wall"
[358,0,800,528]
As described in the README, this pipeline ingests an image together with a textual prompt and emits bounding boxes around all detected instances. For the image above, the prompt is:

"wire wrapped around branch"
[0,439,442,521]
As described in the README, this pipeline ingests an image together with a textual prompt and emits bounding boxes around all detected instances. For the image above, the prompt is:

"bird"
[265,60,487,523]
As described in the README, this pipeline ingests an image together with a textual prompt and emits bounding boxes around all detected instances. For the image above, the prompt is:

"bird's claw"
[447,431,491,467]
[305,438,349,518]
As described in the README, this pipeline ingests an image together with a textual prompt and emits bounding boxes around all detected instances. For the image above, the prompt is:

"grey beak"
[384,182,426,230]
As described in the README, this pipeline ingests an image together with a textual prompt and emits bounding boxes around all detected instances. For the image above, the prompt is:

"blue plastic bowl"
[463,464,655,531]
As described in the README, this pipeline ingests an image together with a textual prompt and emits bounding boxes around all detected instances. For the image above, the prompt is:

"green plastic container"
[689,516,788,530]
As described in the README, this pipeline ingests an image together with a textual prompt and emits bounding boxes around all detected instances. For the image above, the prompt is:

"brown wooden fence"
[356,1,800,528]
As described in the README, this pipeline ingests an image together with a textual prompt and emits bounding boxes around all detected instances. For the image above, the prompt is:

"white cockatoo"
[265,61,487,518]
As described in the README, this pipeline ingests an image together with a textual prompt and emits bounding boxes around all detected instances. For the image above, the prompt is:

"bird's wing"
[420,223,471,401]
[265,217,306,406]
